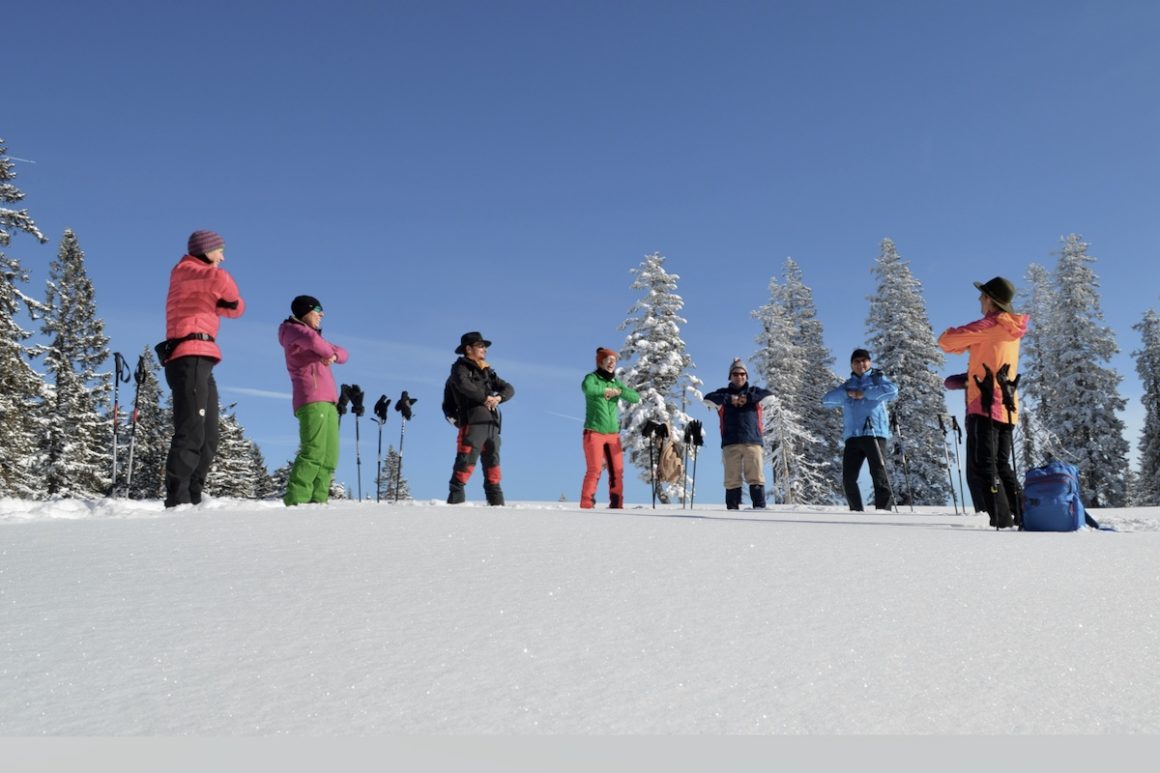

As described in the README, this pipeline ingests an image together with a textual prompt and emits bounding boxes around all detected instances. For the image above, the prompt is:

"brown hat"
[974,276,1016,313]
[596,347,618,369]
[455,331,492,355]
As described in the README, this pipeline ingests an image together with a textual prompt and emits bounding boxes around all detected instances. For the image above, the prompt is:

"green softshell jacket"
[581,370,640,433]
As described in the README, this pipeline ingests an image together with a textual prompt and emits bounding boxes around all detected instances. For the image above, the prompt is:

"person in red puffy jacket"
[161,230,245,507]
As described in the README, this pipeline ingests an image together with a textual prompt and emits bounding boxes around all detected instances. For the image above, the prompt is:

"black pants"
[965,414,1020,527]
[164,356,219,507]
[449,422,503,503]
[842,436,893,511]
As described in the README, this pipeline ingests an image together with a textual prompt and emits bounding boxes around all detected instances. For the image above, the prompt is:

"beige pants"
[723,444,765,488]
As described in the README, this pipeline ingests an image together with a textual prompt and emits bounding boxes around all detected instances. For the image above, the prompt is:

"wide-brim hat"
[455,331,492,354]
[974,276,1016,313]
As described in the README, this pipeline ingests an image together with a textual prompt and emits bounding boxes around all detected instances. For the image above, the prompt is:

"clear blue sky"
[7,0,1159,503]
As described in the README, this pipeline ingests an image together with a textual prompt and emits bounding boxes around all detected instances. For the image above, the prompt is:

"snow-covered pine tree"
[1016,262,1063,466]
[779,259,843,503]
[1131,308,1160,506]
[205,404,260,498]
[249,439,275,499]
[269,460,292,501]
[0,138,49,498]
[1045,234,1129,506]
[751,269,831,504]
[618,252,702,504]
[865,238,949,506]
[34,230,111,497]
[123,347,170,499]
[378,445,412,501]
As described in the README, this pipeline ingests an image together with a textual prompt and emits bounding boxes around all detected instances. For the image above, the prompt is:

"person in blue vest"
[822,348,900,511]
[703,358,773,509]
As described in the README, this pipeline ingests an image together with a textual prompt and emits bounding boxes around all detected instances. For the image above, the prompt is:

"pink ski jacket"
[278,318,349,412]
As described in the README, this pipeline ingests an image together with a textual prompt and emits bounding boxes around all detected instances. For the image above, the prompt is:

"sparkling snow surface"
[2,498,1158,735]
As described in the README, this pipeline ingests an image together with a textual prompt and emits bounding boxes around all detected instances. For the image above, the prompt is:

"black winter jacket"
[447,356,515,429]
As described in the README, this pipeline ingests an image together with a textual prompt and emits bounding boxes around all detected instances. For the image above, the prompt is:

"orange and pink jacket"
[164,255,246,362]
[938,311,1030,423]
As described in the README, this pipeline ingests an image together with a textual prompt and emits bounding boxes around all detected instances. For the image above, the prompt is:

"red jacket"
[164,255,245,362]
[938,311,1030,422]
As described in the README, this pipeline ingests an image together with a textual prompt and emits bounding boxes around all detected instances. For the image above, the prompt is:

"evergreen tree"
[269,460,292,502]
[205,404,260,498]
[865,239,949,506]
[752,269,831,504]
[0,137,48,498]
[378,445,412,501]
[1046,235,1129,506]
[1132,308,1160,506]
[34,229,111,497]
[123,347,170,500]
[1017,262,1063,466]
[779,259,844,503]
[249,437,275,499]
[618,252,702,503]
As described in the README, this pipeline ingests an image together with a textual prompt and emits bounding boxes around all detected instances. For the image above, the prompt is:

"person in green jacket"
[581,347,640,508]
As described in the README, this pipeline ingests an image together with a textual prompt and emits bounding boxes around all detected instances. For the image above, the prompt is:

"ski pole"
[865,416,898,513]
[372,395,390,503]
[112,352,130,494]
[685,419,703,509]
[951,415,967,510]
[888,413,914,512]
[347,384,366,501]
[996,364,1022,527]
[125,355,147,492]
[938,415,961,514]
[394,391,417,502]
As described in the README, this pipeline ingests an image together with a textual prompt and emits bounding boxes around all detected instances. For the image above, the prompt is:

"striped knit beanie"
[187,230,225,256]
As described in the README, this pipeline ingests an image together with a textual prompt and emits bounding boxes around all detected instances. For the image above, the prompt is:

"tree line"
[616,238,1154,509]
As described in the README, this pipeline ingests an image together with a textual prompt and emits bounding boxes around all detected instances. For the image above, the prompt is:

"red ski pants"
[581,430,625,508]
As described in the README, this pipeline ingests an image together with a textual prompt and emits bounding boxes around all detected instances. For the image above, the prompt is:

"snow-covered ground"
[2,496,1158,736]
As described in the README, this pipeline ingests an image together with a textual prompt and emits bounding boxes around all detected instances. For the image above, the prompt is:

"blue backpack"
[1021,461,1087,532]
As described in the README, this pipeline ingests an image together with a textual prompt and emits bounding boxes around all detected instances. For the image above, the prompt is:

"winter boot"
[447,482,466,505]
[484,484,505,507]
[725,487,742,510]
[749,484,767,510]
[609,493,622,509]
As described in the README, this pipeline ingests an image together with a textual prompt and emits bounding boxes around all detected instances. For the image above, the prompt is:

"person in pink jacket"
[161,230,245,507]
[938,276,1030,529]
[278,295,349,505]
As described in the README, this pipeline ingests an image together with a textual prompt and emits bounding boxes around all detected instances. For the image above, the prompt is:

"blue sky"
[7,0,1159,503]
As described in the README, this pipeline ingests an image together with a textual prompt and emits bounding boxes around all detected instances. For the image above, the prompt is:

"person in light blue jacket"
[821,348,900,511]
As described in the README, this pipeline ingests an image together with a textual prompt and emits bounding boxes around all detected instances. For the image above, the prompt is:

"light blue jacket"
[821,369,899,440]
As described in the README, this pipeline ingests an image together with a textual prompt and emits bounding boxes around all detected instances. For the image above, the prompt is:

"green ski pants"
[284,401,339,505]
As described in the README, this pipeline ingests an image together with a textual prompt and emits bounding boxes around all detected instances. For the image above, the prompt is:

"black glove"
[337,384,352,416]
[395,390,417,421]
[683,419,704,447]
[216,298,239,310]
[373,395,391,423]
[348,384,365,417]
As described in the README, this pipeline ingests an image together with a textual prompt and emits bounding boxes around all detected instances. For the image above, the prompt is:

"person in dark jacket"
[161,230,245,508]
[446,331,515,506]
[821,348,899,512]
[703,358,773,509]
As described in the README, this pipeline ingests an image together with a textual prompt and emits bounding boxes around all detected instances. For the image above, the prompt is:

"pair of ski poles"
[111,352,148,496]
[937,414,968,514]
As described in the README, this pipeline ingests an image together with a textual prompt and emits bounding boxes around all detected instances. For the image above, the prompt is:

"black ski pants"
[965,414,1020,527]
[164,356,219,507]
[842,435,893,511]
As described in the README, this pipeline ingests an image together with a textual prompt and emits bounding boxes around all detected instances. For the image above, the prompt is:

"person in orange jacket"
[161,230,245,507]
[938,276,1029,528]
